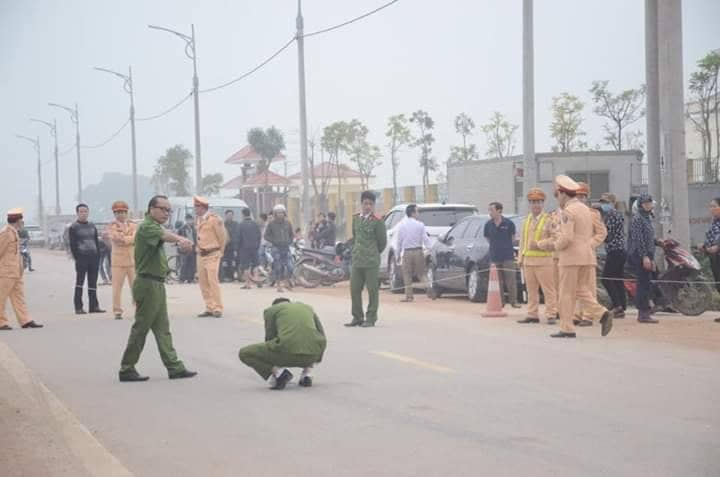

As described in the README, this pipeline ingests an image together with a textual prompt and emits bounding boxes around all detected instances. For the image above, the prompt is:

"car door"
[434,220,468,290]
[380,211,399,277]
[449,218,482,290]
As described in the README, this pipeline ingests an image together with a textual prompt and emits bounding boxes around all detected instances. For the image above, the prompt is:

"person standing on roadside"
[194,196,227,318]
[599,193,627,318]
[396,204,431,303]
[221,210,241,282]
[627,193,659,324]
[177,214,197,283]
[264,204,295,292]
[701,197,720,324]
[316,212,337,249]
[69,203,105,315]
[107,201,137,320]
[237,208,262,289]
[118,195,197,382]
[483,202,519,308]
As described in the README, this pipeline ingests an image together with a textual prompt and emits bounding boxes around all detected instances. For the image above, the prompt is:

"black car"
[426,214,523,303]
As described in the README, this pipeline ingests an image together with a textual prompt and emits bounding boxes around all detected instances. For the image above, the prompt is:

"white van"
[167,196,250,229]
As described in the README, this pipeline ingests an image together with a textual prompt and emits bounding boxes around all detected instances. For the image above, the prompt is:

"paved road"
[1,249,719,476]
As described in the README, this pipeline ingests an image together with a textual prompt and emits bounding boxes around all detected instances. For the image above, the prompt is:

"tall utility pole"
[296,0,311,226]
[149,24,202,194]
[95,66,139,214]
[49,102,81,202]
[645,0,661,231]
[16,135,43,228]
[31,118,60,215]
[521,0,536,215]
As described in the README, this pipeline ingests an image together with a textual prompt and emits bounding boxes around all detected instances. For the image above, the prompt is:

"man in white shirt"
[396,204,432,302]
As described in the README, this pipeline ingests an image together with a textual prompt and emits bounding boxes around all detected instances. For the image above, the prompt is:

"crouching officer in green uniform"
[238,298,326,390]
[118,195,198,382]
[345,191,387,328]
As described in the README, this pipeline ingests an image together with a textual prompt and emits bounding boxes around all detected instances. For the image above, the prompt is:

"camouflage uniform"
[349,213,387,325]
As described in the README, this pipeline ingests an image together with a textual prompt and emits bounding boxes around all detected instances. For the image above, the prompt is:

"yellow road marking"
[372,351,456,374]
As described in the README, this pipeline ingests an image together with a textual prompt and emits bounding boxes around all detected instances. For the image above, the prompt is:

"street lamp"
[30,118,60,215]
[49,102,82,202]
[95,66,138,214]
[149,23,202,194]
[16,134,44,228]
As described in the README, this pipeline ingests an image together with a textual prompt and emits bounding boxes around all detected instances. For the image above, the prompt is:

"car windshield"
[418,208,477,227]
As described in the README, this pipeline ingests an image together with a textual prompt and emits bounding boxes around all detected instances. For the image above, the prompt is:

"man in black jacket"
[316,212,337,249]
[68,203,105,314]
[237,208,262,289]
[221,210,241,282]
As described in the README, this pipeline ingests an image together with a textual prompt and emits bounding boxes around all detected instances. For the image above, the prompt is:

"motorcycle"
[20,238,31,271]
[597,238,713,316]
[293,241,352,288]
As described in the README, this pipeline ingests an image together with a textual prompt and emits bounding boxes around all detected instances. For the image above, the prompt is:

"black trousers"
[602,250,627,310]
[629,255,652,312]
[74,254,100,311]
[179,251,197,283]
[709,253,720,294]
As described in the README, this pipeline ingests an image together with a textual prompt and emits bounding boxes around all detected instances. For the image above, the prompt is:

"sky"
[1,0,719,220]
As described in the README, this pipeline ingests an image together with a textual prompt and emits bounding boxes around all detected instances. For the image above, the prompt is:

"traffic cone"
[482,264,507,318]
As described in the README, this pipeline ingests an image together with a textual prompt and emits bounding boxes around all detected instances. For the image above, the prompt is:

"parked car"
[426,214,523,303]
[380,203,479,292]
[24,224,46,246]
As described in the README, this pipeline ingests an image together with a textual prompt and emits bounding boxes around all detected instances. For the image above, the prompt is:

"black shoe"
[517,317,540,324]
[29,268,35,272]
[21,321,43,329]
[169,370,198,380]
[637,317,659,324]
[715,318,720,323]
[270,369,293,390]
[0,325,12,331]
[360,322,375,328]
[547,318,557,325]
[510,303,521,309]
[114,314,123,320]
[89,308,106,314]
[197,311,213,318]
[344,320,363,327]
[298,376,313,387]
[401,297,414,303]
[577,319,593,327]
[75,309,87,315]
[119,372,149,382]
[212,311,223,318]
[612,307,626,319]
[550,331,577,338]
[600,311,613,336]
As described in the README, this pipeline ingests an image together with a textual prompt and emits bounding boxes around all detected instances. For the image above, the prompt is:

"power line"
[303,0,401,38]
[58,144,76,156]
[199,36,296,94]
[136,91,193,121]
[82,119,130,149]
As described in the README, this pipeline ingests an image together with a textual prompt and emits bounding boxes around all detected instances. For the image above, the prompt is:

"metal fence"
[637,158,719,185]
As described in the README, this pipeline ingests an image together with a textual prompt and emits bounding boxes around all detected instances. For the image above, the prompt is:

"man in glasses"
[118,195,197,382]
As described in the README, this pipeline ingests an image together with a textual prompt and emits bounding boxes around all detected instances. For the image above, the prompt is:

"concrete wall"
[448,158,516,212]
[688,182,720,245]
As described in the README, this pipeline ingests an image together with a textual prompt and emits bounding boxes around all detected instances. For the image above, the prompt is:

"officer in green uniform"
[346,191,387,328]
[118,195,198,382]
[238,298,326,390]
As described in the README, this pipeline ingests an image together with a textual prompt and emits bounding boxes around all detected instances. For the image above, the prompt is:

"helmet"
[273,204,287,213]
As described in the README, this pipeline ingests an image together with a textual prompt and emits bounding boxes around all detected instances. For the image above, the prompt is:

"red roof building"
[222,170,290,190]
[225,145,286,165]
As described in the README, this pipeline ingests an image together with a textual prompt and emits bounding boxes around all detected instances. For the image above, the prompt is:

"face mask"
[600,203,612,213]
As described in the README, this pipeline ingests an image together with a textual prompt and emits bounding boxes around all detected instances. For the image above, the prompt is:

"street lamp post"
[149,24,202,194]
[296,0,311,227]
[49,102,81,202]
[95,66,138,214]
[16,134,43,228]
[30,118,60,215]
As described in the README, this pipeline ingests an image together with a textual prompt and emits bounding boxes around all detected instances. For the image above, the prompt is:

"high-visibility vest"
[522,213,552,258]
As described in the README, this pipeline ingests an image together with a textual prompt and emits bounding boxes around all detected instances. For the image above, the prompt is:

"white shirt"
[396,217,432,255]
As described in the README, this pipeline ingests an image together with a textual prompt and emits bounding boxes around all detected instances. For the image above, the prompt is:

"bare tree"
[590,80,646,151]
[385,114,412,205]
[480,111,518,159]
[549,93,587,152]
[449,113,480,163]
[410,110,437,196]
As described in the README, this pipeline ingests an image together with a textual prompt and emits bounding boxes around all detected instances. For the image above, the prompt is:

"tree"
[201,173,224,195]
[307,136,332,213]
[342,120,381,190]
[321,121,351,207]
[687,50,720,179]
[480,111,518,159]
[448,113,480,164]
[385,114,413,205]
[247,126,285,211]
[410,110,437,195]
[549,93,587,152]
[589,80,646,151]
[152,145,192,196]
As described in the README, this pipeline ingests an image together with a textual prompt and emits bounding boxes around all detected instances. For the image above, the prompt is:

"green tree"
[201,173,224,195]
[344,119,380,190]
[385,114,413,205]
[449,113,479,164]
[410,110,437,195]
[480,111,518,159]
[589,80,646,151]
[247,126,285,211]
[152,145,192,196]
[687,50,720,178]
[550,93,587,152]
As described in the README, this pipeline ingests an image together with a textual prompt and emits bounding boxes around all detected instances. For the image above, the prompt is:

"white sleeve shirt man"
[396,217,432,260]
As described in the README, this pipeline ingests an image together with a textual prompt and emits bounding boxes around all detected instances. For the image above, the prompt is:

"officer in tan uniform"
[550,176,612,338]
[517,188,558,325]
[574,182,607,327]
[0,208,43,330]
[194,196,227,318]
[107,201,137,320]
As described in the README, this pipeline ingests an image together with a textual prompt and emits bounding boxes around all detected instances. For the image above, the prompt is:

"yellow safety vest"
[522,213,552,257]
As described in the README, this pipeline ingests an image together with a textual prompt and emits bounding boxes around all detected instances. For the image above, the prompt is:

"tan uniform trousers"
[576,267,598,319]
[402,249,425,298]
[523,263,558,320]
[198,253,223,313]
[559,265,607,333]
[0,277,31,327]
[112,266,136,315]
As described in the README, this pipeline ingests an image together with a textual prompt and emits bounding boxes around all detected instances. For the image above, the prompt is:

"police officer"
[118,195,197,382]
[517,188,558,325]
[346,191,387,328]
[550,176,612,339]
[194,196,227,318]
[107,200,137,320]
[0,208,43,330]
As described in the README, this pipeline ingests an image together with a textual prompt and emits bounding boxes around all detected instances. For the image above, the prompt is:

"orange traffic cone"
[482,264,507,318]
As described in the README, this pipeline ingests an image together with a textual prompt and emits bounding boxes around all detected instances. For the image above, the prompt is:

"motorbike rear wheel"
[667,281,713,316]
[293,263,321,288]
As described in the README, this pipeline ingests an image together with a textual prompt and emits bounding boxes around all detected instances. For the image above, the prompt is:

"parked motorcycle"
[597,238,712,316]
[20,237,31,271]
[293,242,352,288]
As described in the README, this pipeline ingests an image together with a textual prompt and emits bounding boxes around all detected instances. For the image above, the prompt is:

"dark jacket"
[264,218,294,248]
[316,220,337,248]
[237,217,262,252]
[223,220,241,257]
[69,221,100,260]
[628,211,655,260]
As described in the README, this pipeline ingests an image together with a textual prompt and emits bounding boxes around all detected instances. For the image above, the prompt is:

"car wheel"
[389,258,404,294]
[426,264,442,300]
[467,264,484,302]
